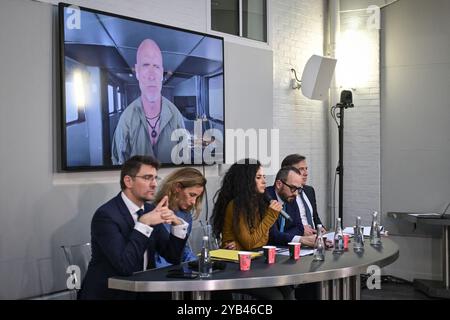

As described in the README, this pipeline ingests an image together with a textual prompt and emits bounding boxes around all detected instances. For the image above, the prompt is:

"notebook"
[210,249,262,263]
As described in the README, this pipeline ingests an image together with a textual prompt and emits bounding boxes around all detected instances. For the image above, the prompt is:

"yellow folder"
[210,249,262,263]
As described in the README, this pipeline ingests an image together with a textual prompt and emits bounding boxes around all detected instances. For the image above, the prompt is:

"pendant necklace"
[146,113,161,138]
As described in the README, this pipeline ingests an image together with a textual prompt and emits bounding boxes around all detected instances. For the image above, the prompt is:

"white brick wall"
[336,9,381,227]
[35,0,207,32]
[40,0,334,225]
[272,0,329,226]
[37,0,382,230]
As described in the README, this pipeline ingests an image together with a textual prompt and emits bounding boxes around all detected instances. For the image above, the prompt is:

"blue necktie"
[278,203,286,232]
[300,190,314,227]
[136,209,144,218]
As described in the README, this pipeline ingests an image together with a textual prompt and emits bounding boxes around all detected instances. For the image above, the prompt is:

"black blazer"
[302,185,323,228]
[266,186,304,246]
[78,193,187,300]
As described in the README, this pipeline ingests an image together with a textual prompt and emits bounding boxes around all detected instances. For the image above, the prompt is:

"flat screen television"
[59,3,225,170]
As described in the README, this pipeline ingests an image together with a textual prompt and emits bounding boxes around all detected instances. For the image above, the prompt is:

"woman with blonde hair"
[153,167,207,267]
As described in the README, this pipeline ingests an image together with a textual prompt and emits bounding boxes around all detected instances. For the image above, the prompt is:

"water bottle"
[370,211,381,246]
[353,216,364,251]
[333,217,344,254]
[313,224,325,261]
[199,235,212,278]
[202,223,218,250]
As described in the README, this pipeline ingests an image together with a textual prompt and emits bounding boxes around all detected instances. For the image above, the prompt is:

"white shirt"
[121,192,189,270]
[296,191,314,228]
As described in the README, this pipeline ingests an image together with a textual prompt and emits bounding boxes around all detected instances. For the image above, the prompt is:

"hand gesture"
[223,241,236,250]
[268,200,283,213]
[300,234,317,247]
[303,224,317,236]
[139,196,178,226]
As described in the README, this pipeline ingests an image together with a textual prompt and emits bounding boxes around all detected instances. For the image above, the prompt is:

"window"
[207,74,224,122]
[107,85,115,114]
[116,90,122,111]
[107,78,124,114]
[65,68,86,125]
[211,0,267,42]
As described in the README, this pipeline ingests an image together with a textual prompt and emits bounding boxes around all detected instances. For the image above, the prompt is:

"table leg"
[191,291,211,300]
[342,277,351,300]
[443,225,450,289]
[171,292,184,300]
[320,281,330,300]
[413,225,450,298]
[352,275,361,300]
[332,279,341,300]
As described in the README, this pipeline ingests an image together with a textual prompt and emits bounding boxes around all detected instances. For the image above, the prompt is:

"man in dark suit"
[281,154,326,300]
[78,155,188,300]
[281,154,326,235]
[267,166,316,247]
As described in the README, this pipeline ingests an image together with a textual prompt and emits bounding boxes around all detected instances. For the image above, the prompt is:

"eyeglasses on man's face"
[280,180,302,194]
[132,175,161,183]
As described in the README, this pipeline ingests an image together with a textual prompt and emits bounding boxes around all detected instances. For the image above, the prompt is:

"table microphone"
[264,194,293,222]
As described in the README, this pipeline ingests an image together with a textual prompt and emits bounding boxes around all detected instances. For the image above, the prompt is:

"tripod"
[331,90,354,224]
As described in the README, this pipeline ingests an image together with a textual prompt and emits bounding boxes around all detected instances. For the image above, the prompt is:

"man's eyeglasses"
[132,175,161,183]
[280,180,302,193]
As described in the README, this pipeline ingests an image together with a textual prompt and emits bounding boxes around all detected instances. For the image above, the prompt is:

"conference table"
[108,238,399,300]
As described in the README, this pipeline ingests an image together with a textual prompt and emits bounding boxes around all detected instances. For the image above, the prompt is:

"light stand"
[333,90,354,224]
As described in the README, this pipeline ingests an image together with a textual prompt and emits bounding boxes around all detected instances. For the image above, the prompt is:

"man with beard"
[266,166,316,247]
[281,154,326,235]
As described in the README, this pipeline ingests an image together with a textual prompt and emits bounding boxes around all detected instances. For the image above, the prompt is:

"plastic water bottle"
[353,216,364,251]
[370,211,381,246]
[199,235,212,278]
[333,217,344,254]
[313,224,325,261]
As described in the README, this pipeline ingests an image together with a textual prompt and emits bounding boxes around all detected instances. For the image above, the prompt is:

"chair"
[60,242,91,299]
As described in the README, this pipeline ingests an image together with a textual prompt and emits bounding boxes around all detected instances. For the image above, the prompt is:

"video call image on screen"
[60,3,224,170]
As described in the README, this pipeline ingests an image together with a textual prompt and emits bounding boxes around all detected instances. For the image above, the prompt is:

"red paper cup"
[262,245,276,264]
[288,242,301,260]
[344,234,350,249]
[238,252,252,271]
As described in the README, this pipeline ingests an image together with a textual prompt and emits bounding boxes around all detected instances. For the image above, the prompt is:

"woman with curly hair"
[212,159,282,250]
[211,159,294,300]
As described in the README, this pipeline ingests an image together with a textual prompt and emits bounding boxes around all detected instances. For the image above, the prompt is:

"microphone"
[264,194,293,222]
